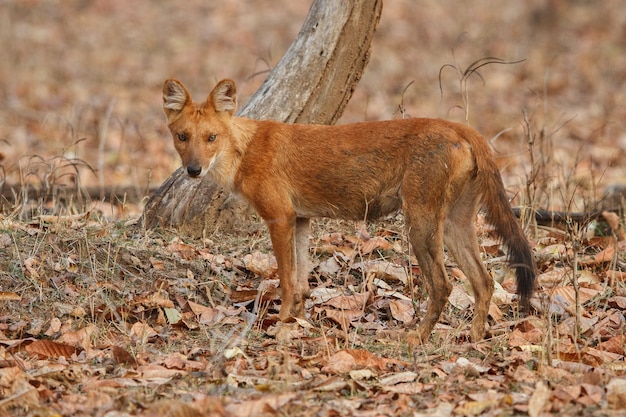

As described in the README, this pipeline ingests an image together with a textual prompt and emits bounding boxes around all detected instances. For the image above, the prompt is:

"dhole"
[162,78,536,342]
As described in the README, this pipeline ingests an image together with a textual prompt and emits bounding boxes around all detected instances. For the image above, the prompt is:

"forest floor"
[2,1,626,416]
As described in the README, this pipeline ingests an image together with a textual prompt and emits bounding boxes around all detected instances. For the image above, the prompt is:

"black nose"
[187,165,202,177]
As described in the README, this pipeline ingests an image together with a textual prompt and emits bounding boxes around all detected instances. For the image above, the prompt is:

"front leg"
[295,217,312,298]
[266,216,305,320]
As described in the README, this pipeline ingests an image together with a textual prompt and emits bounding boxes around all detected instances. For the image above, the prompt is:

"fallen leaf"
[25,339,77,359]
[455,357,490,374]
[448,285,473,310]
[608,296,626,309]
[163,307,182,325]
[112,345,138,367]
[243,251,277,278]
[508,327,545,348]
[167,240,200,260]
[0,232,11,248]
[593,245,616,263]
[607,378,626,410]
[324,292,371,310]
[359,236,392,254]
[310,287,343,304]
[130,322,157,342]
[141,399,202,417]
[378,371,418,386]
[389,299,414,324]
[224,394,296,417]
[324,308,363,330]
[413,402,454,417]
[349,369,376,381]
[317,256,343,276]
[528,381,552,417]
[0,292,21,301]
[602,211,624,240]
[58,324,95,351]
[45,317,62,336]
[323,349,389,374]
[557,315,598,336]
[355,260,409,284]
[23,256,40,279]
[455,399,497,416]
[597,335,625,355]
[149,257,165,270]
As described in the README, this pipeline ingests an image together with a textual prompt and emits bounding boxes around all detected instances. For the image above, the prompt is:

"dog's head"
[162,79,237,178]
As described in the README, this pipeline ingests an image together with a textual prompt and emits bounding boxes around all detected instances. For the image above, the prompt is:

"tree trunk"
[141,0,383,237]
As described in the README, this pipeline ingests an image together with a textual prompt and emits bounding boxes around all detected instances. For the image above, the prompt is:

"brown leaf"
[593,245,616,263]
[0,232,11,248]
[508,328,544,348]
[167,240,200,260]
[141,400,203,417]
[383,381,424,394]
[580,347,623,367]
[149,257,165,270]
[0,292,21,301]
[243,251,277,278]
[25,339,77,359]
[528,380,552,417]
[323,349,397,374]
[606,270,626,283]
[323,350,359,374]
[598,335,626,355]
[537,267,571,287]
[357,260,408,284]
[58,324,95,351]
[324,292,371,310]
[324,308,363,331]
[224,394,295,417]
[0,368,40,412]
[488,302,504,321]
[149,291,175,308]
[607,378,626,410]
[557,315,598,336]
[455,399,498,416]
[448,286,473,310]
[112,345,138,367]
[553,384,581,402]
[130,322,158,342]
[23,256,40,280]
[378,371,418,386]
[358,236,391,254]
[602,211,624,241]
[389,299,414,324]
[579,383,604,405]
[545,286,601,310]
[139,364,187,380]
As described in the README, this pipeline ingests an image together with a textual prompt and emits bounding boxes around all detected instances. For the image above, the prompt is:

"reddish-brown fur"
[162,78,536,342]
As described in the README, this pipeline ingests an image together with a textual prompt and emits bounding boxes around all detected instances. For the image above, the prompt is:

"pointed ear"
[208,79,237,115]
[163,79,191,117]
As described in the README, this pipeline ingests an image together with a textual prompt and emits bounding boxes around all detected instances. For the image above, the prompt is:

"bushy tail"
[466,128,536,305]
[481,168,536,304]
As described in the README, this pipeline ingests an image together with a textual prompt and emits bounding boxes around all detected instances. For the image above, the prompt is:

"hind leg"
[444,188,494,341]
[406,217,452,343]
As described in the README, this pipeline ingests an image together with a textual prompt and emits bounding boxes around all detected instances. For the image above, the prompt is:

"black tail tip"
[515,263,536,306]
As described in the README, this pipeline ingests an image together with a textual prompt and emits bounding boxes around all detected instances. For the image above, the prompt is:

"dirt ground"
[2,1,626,416]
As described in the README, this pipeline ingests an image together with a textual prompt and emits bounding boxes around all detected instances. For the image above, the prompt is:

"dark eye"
[208,134,217,142]
[177,133,187,142]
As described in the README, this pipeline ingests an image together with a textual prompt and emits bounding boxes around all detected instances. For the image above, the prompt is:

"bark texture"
[142,0,383,236]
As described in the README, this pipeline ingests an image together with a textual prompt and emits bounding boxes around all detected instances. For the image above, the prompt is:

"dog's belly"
[294,191,402,221]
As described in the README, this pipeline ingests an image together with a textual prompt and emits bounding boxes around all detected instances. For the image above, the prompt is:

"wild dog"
[162,78,536,342]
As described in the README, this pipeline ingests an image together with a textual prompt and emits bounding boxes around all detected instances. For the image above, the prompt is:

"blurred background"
[1,0,625,216]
